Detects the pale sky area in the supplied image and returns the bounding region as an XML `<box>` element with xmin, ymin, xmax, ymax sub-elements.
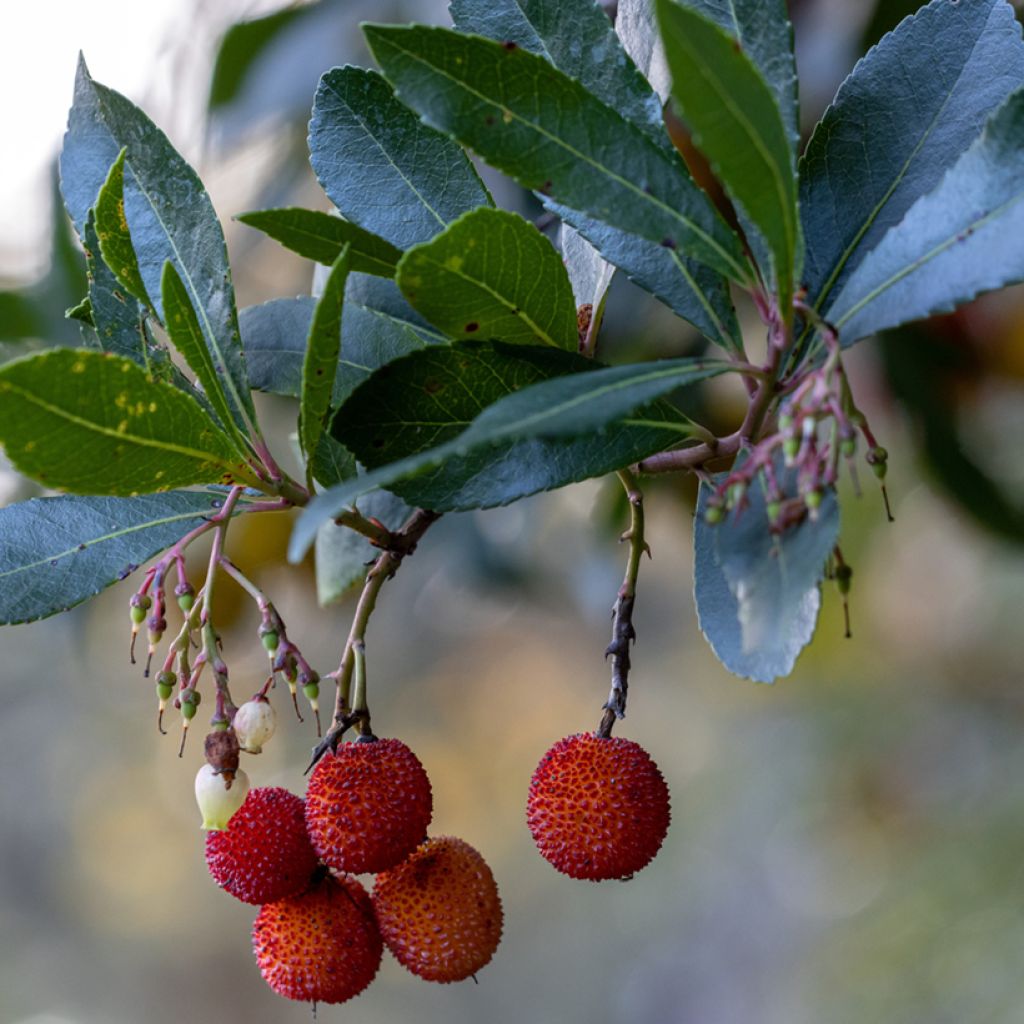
<box><xmin>0</xmin><ymin>0</ymin><xmax>274</xmax><ymax>283</ymax></box>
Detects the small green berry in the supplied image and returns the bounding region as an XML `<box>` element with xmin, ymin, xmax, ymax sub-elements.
<box><xmin>783</xmin><ymin>436</ymin><xmax>800</xmax><ymax>460</ymax></box>
<box><xmin>866</xmin><ymin>445</ymin><xmax>889</xmax><ymax>480</ymax></box>
<box><xmin>835</xmin><ymin>564</ymin><xmax>853</xmax><ymax>595</ymax></box>
<box><xmin>840</xmin><ymin>436</ymin><xmax>857</xmax><ymax>458</ymax></box>
<box><xmin>766</xmin><ymin>500</ymin><xmax>782</xmax><ymax>522</ymax></box>
<box><xmin>704</xmin><ymin>503</ymin><xmax>724</xmax><ymax>526</ymax></box>
<box><xmin>260</xmin><ymin>629</ymin><xmax>280</xmax><ymax>653</ymax></box>
<box><xmin>805</xmin><ymin>489</ymin><xmax>823</xmax><ymax>510</ymax></box>
<box><xmin>303</xmin><ymin>682</ymin><xmax>320</xmax><ymax>701</ymax></box>
<box><xmin>130</xmin><ymin>604</ymin><xmax>147</xmax><ymax>625</ymax></box>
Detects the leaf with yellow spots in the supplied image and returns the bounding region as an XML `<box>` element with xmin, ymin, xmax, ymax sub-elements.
<box><xmin>395</xmin><ymin>208</ymin><xmax>577</xmax><ymax>349</ymax></box>
<box><xmin>0</xmin><ymin>349</ymin><xmax>261</xmax><ymax>495</ymax></box>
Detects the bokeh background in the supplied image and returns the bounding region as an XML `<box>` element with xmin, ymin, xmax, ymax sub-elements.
<box><xmin>2</xmin><ymin>1</ymin><xmax>1024</xmax><ymax>1022</ymax></box>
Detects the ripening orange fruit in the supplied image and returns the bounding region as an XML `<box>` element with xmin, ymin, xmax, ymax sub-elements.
<box><xmin>304</xmin><ymin>737</ymin><xmax>432</xmax><ymax>874</ymax></box>
<box><xmin>527</xmin><ymin>732</ymin><xmax>670</xmax><ymax>880</ymax></box>
<box><xmin>252</xmin><ymin>873</ymin><xmax>382</xmax><ymax>1005</ymax></box>
<box><xmin>372</xmin><ymin>836</ymin><xmax>503</xmax><ymax>983</ymax></box>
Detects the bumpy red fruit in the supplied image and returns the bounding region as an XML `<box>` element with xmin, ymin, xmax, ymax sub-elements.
<box><xmin>373</xmin><ymin>836</ymin><xmax>503</xmax><ymax>983</ymax></box>
<box><xmin>252</xmin><ymin>873</ymin><xmax>382</xmax><ymax>1004</ymax></box>
<box><xmin>527</xmin><ymin>732</ymin><xmax>670</xmax><ymax>880</ymax></box>
<box><xmin>305</xmin><ymin>737</ymin><xmax>432</xmax><ymax>874</ymax></box>
<box><xmin>205</xmin><ymin>786</ymin><xmax>319</xmax><ymax>905</ymax></box>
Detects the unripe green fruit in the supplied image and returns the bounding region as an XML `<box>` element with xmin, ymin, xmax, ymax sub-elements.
<box><xmin>182</xmin><ymin>702</ymin><xmax>197</xmax><ymax>721</ymax></box>
<box><xmin>704</xmin><ymin>504</ymin><xmax>724</xmax><ymax>526</ymax></box>
<box><xmin>727</xmin><ymin>482</ymin><xmax>746</xmax><ymax>506</ymax></box>
<box><xmin>766</xmin><ymin>500</ymin><xmax>782</xmax><ymax>522</ymax></box>
<box><xmin>835</xmin><ymin>564</ymin><xmax>853</xmax><ymax>595</ymax></box>
<box><xmin>156</xmin><ymin>680</ymin><xmax>174</xmax><ymax>702</ymax></box>
<box><xmin>840</xmin><ymin>436</ymin><xmax>857</xmax><ymax>458</ymax></box>
<box><xmin>260</xmin><ymin>630</ymin><xmax>280</xmax><ymax>653</ymax></box>
<box><xmin>783</xmin><ymin>437</ymin><xmax>800</xmax><ymax>459</ymax></box>
<box><xmin>867</xmin><ymin>446</ymin><xmax>889</xmax><ymax>479</ymax></box>
<box><xmin>805</xmin><ymin>489</ymin><xmax>823</xmax><ymax>510</ymax></box>
<box><xmin>130</xmin><ymin>604</ymin><xmax>147</xmax><ymax>625</ymax></box>
<box><xmin>177</xmin><ymin>593</ymin><xmax>194</xmax><ymax>612</ymax></box>
<box><xmin>303</xmin><ymin>682</ymin><xmax>320</xmax><ymax>701</ymax></box>
<box><xmin>778</xmin><ymin>413</ymin><xmax>794</xmax><ymax>431</ymax></box>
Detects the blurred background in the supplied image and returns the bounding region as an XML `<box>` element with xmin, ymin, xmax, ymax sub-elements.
<box><xmin>2</xmin><ymin>1</ymin><xmax>1024</xmax><ymax>1022</ymax></box>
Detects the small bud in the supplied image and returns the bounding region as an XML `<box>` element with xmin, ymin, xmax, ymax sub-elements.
<box><xmin>866</xmin><ymin>445</ymin><xmax>888</xmax><ymax>479</ymax></box>
<box><xmin>155</xmin><ymin>670</ymin><xmax>175</xmax><ymax>703</ymax></box>
<box><xmin>194</xmin><ymin>763</ymin><xmax>250</xmax><ymax>831</ymax></box>
<box><xmin>805</xmin><ymin>488</ymin><xmax>823</xmax><ymax>511</ymax></box>
<box><xmin>778</xmin><ymin>413</ymin><xmax>794</xmax><ymax>432</ymax></box>
<box><xmin>180</xmin><ymin>687</ymin><xmax>201</xmax><ymax>720</ymax></box>
<box><xmin>783</xmin><ymin>436</ymin><xmax>800</xmax><ymax>462</ymax></box>
<box><xmin>840</xmin><ymin>435</ymin><xmax>857</xmax><ymax>459</ymax></box>
<box><xmin>704</xmin><ymin>503</ymin><xmax>725</xmax><ymax>526</ymax></box>
<box><xmin>835</xmin><ymin>563</ymin><xmax>853</xmax><ymax>595</ymax></box>
<box><xmin>766</xmin><ymin>500</ymin><xmax>782</xmax><ymax>523</ymax></box>
<box><xmin>726</xmin><ymin>482</ymin><xmax>746</xmax><ymax>507</ymax></box>
<box><xmin>175</xmin><ymin>582</ymin><xmax>195</xmax><ymax>613</ymax></box>
<box><xmin>233</xmin><ymin>697</ymin><xmax>277</xmax><ymax>754</ymax></box>
<box><xmin>303</xmin><ymin>681</ymin><xmax>320</xmax><ymax>702</ymax></box>
<box><xmin>260</xmin><ymin>629</ymin><xmax>280</xmax><ymax>653</ymax></box>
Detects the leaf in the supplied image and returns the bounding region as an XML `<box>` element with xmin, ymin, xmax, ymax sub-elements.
<box><xmin>82</xmin><ymin>211</ymin><xmax>149</xmax><ymax>364</ymax></box>
<box><xmin>236</xmin><ymin>208</ymin><xmax>401</xmax><ymax>277</ymax></box>
<box><xmin>677</xmin><ymin>0</ymin><xmax>799</xmax><ymax>150</ymax></box>
<box><xmin>554</xmin><ymin>204</ymin><xmax>741</xmax><ymax>350</ymax></box>
<box><xmin>311</xmin><ymin>433</ymin><xmax>356</xmax><ymax>489</ymax></box>
<box><xmin>315</xmin><ymin>489</ymin><xmax>411</xmax><ymax>604</ymax></box>
<box><xmin>363</xmin><ymin>25</ymin><xmax>748</xmax><ymax>282</ymax></box>
<box><xmin>799</xmin><ymin>0</ymin><xmax>1024</xmax><ymax>315</ymax></box>
<box><xmin>93</xmin><ymin>149</ymin><xmax>154</xmax><ymax>314</ymax></box>
<box><xmin>449</xmin><ymin>0</ymin><xmax>669</xmax><ymax>146</ymax></box>
<box><xmin>161</xmin><ymin>262</ymin><xmax>250</xmax><ymax>452</ymax></box>
<box><xmin>828</xmin><ymin>88</ymin><xmax>1024</xmax><ymax>344</ymax></box>
<box><xmin>656</xmin><ymin>0</ymin><xmax>801</xmax><ymax>303</ymax></box>
<box><xmin>289</xmin><ymin>344</ymin><xmax>725</xmax><ymax>558</ymax></box>
<box><xmin>0</xmin><ymin>491</ymin><xmax>228</xmax><ymax>625</ymax></box>
<box><xmin>693</xmin><ymin>465</ymin><xmax>839</xmax><ymax>683</ymax></box>
<box><xmin>241</xmin><ymin>277</ymin><xmax>441</xmax><ymax>404</ymax></box>
<box><xmin>309</xmin><ymin>65</ymin><xmax>492</xmax><ymax>250</ymax></box>
<box><xmin>0</xmin><ymin>349</ymin><xmax>256</xmax><ymax>495</ymax></box>
<box><xmin>561</xmin><ymin>223</ymin><xmax>615</xmax><ymax>321</ymax></box>
<box><xmin>300</xmin><ymin>246</ymin><xmax>351</xmax><ymax>461</ymax></box>
<box><xmin>60</xmin><ymin>57</ymin><xmax>257</xmax><ymax>437</ymax></box>
<box><xmin>397</xmin><ymin>208</ymin><xmax>578</xmax><ymax>349</ymax></box>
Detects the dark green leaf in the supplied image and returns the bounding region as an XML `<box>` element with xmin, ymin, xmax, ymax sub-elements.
<box><xmin>241</xmin><ymin>277</ymin><xmax>441</xmax><ymax>404</ymax></box>
<box><xmin>315</xmin><ymin>489</ymin><xmax>411</xmax><ymax>604</ymax></box>
<box><xmin>694</xmin><ymin>465</ymin><xmax>839</xmax><ymax>682</ymax></box>
<box><xmin>309</xmin><ymin>65</ymin><xmax>492</xmax><ymax>250</ymax></box>
<box><xmin>93</xmin><ymin>150</ymin><xmax>154</xmax><ymax>313</ymax></box>
<box><xmin>678</xmin><ymin>0</ymin><xmax>798</xmax><ymax>150</ymax></box>
<box><xmin>449</xmin><ymin>0</ymin><xmax>669</xmax><ymax>147</ymax></box>
<box><xmin>311</xmin><ymin>433</ymin><xmax>356</xmax><ymax>489</ymax></box>
<box><xmin>363</xmin><ymin>25</ymin><xmax>748</xmax><ymax>282</ymax></box>
<box><xmin>61</xmin><ymin>57</ymin><xmax>257</xmax><ymax>436</ymax></box>
<box><xmin>799</xmin><ymin>0</ymin><xmax>1024</xmax><ymax>314</ymax></box>
<box><xmin>0</xmin><ymin>349</ymin><xmax>256</xmax><ymax>495</ymax></box>
<box><xmin>829</xmin><ymin>88</ymin><xmax>1024</xmax><ymax>343</ymax></box>
<box><xmin>657</xmin><ymin>0</ymin><xmax>801</xmax><ymax>303</ymax></box>
<box><xmin>236</xmin><ymin>207</ymin><xmax>401</xmax><ymax>277</ymax></box>
<box><xmin>290</xmin><ymin>344</ymin><xmax>721</xmax><ymax>558</ymax></box>
<box><xmin>300</xmin><ymin>246</ymin><xmax>351</xmax><ymax>461</ymax></box>
<box><xmin>161</xmin><ymin>262</ymin><xmax>250</xmax><ymax>453</ymax></box>
<box><xmin>82</xmin><ymin>211</ymin><xmax>148</xmax><ymax>365</ymax></box>
<box><xmin>397</xmin><ymin>208</ymin><xmax>577</xmax><ymax>348</ymax></box>
<box><xmin>555</xmin><ymin>204</ymin><xmax>741</xmax><ymax>350</ymax></box>
<box><xmin>0</xmin><ymin>491</ymin><xmax>227</xmax><ymax>624</ymax></box>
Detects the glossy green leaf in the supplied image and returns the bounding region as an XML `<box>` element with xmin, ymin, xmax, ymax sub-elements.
<box><xmin>449</xmin><ymin>0</ymin><xmax>669</xmax><ymax>147</ymax></box>
<box><xmin>300</xmin><ymin>246</ymin><xmax>351</xmax><ymax>461</ymax></box>
<box><xmin>241</xmin><ymin>277</ymin><xmax>441</xmax><ymax>405</ymax></box>
<box><xmin>0</xmin><ymin>491</ymin><xmax>227</xmax><ymax>624</ymax></box>
<box><xmin>657</xmin><ymin>0</ymin><xmax>801</xmax><ymax>303</ymax></box>
<box><xmin>555</xmin><ymin>204</ymin><xmax>741</xmax><ymax>350</ymax></box>
<box><xmin>161</xmin><ymin>262</ymin><xmax>250</xmax><ymax>452</ymax></box>
<box><xmin>800</xmin><ymin>0</ymin><xmax>1024</xmax><ymax>315</ymax></box>
<box><xmin>364</xmin><ymin>25</ymin><xmax>748</xmax><ymax>282</ymax></box>
<box><xmin>397</xmin><ymin>208</ymin><xmax>577</xmax><ymax>349</ymax></box>
<box><xmin>309</xmin><ymin>66</ymin><xmax>492</xmax><ymax>250</ymax></box>
<box><xmin>829</xmin><ymin>88</ymin><xmax>1024</xmax><ymax>344</ymax></box>
<box><xmin>236</xmin><ymin>207</ymin><xmax>401</xmax><ymax>277</ymax></box>
<box><xmin>93</xmin><ymin>149</ymin><xmax>154</xmax><ymax>314</ymax></box>
<box><xmin>61</xmin><ymin>57</ymin><xmax>257</xmax><ymax>437</ymax></box>
<box><xmin>0</xmin><ymin>349</ymin><xmax>255</xmax><ymax>495</ymax></box>
<box><xmin>694</xmin><ymin>464</ymin><xmax>839</xmax><ymax>683</ymax></box>
<box><xmin>315</xmin><ymin>489</ymin><xmax>411</xmax><ymax>605</ymax></box>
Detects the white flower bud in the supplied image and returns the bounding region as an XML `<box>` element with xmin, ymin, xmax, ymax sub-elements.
<box><xmin>194</xmin><ymin>763</ymin><xmax>249</xmax><ymax>830</ymax></box>
<box><xmin>233</xmin><ymin>697</ymin><xmax>277</xmax><ymax>754</ymax></box>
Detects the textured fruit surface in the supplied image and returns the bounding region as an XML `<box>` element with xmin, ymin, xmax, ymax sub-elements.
<box><xmin>373</xmin><ymin>836</ymin><xmax>503</xmax><ymax>983</ymax></box>
<box><xmin>252</xmin><ymin>874</ymin><xmax>382</xmax><ymax>1004</ymax></box>
<box><xmin>305</xmin><ymin>738</ymin><xmax>432</xmax><ymax>874</ymax></box>
<box><xmin>527</xmin><ymin>732</ymin><xmax>670</xmax><ymax>880</ymax></box>
<box><xmin>205</xmin><ymin>787</ymin><xmax>319</xmax><ymax>905</ymax></box>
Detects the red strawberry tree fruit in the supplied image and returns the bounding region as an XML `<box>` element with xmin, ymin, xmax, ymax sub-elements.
<box><xmin>3</xmin><ymin>0</ymin><xmax>1024</xmax><ymax>1008</ymax></box>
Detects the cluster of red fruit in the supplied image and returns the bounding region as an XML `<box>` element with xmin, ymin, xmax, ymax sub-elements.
<box><xmin>203</xmin><ymin>736</ymin><xmax>502</xmax><ymax>1004</ymax></box>
<box><xmin>200</xmin><ymin>728</ymin><xmax>670</xmax><ymax>1006</ymax></box>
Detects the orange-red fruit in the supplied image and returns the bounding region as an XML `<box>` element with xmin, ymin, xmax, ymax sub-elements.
<box><xmin>373</xmin><ymin>836</ymin><xmax>503</xmax><ymax>983</ymax></box>
<box><xmin>252</xmin><ymin>873</ymin><xmax>382</xmax><ymax>1005</ymax></box>
<box><xmin>305</xmin><ymin>737</ymin><xmax>432</xmax><ymax>874</ymax></box>
<box><xmin>205</xmin><ymin>786</ymin><xmax>319</xmax><ymax>905</ymax></box>
<box><xmin>527</xmin><ymin>732</ymin><xmax>670</xmax><ymax>881</ymax></box>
